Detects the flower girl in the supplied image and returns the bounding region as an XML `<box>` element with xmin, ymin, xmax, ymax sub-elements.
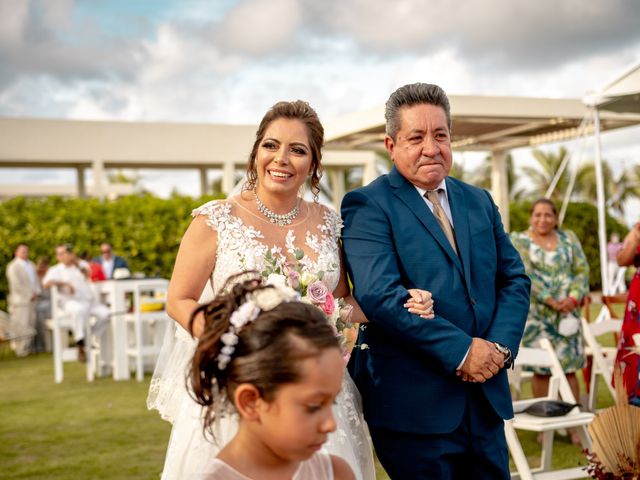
<box><xmin>189</xmin><ymin>277</ymin><xmax>355</xmax><ymax>480</ymax></box>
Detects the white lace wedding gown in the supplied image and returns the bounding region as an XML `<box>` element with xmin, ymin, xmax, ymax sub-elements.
<box><xmin>148</xmin><ymin>197</ymin><xmax>375</xmax><ymax>480</ymax></box>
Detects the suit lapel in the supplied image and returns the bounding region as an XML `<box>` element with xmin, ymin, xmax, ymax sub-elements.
<box><xmin>446</xmin><ymin>177</ymin><xmax>472</xmax><ymax>291</ymax></box>
<box><xmin>389</xmin><ymin>168</ymin><xmax>464</xmax><ymax>275</ymax></box>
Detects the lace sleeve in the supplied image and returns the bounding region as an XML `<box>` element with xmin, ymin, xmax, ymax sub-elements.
<box><xmin>320</xmin><ymin>205</ymin><xmax>343</xmax><ymax>240</ymax></box>
<box><xmin>192</xmin><ymin>200</ymin><xmax>230</xmax><ymax>232</ymax></box>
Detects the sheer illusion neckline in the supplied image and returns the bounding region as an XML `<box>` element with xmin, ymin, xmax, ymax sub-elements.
<box><xmin>198</xmin><ymin>196</ymin><xmax>342</xmax><ymax>280</ymax></box>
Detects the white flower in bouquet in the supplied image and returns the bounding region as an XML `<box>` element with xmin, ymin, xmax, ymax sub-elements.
<box><xmin>265</xmin><ymin>273</ymin><xmax>287</xmax><ymax>289</ymax></box>
<box><xmin>299</xmin><ymin>271</ymin><xmax>318</xmax><ymax>288</ymax></box>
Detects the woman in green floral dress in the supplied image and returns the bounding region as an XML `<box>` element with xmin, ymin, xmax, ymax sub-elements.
<box><xmin>510</xmin><ymin>198</ymin><xmax>589</xmax><ymax>409</ymax></box>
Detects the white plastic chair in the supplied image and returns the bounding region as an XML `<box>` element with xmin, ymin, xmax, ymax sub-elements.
<box><xmin>581</xmin><ymin>317</ymin><xmax>622</xmax><ymax>411</ymax></box>
<box><xmin>505</xmin><ymin>338</ymin><xmax>595</xmax><ymax>480</ymax></box>
<box><xmin>122</xmin><ymin>281</ymin><xmax>170</xmax><ymax>382</ymax></box>
<box><xmin>48</xmin><ymin>287</ymin><xmax>104</xmax><ymax>383</ymax></box>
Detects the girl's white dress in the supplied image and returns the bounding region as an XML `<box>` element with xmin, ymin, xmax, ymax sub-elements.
<box><xmin>147</xmin><ymin>197</ymin><xmax>375</xmax><ymax>480</ymax></box>
<box><xmin>196</xmin><ymin>453</ymin><xmax>334</xmax><ymax>480</ymax></box>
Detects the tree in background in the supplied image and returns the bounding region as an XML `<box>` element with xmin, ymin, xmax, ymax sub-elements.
<box><xmin>520</xmin><ymin>147</ymin><xmax>570</xmax><ymax>201</ymax></box>
<box><xmin>466</xmin><ymin>153</ymin><xmax>526</xmax><ymax>201</ymax></box>
<box><xmin>570</xmin><ymin>160</ymin><xmax>640</xmax><ymax>218</ymax></box>
<box><xmin>0</xmin><ymin>194</ymin><xmax>221</xmax><ymax>312</ymax></box>
<box><xmin>517</xmin><ymin>146</ymin><xmax>639</xmax><ymax>222</ymax></box>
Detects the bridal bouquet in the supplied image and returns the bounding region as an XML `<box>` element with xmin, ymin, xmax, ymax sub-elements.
<box><xmin>261</xmin><ymin>248</ymin><xmax>355</xmax><ymax>355</ymax></box>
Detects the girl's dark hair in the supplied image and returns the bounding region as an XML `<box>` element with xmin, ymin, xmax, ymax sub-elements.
<box><xmin>243</xmin><ymin>100</ymin><xmax>324</xmax><ymax>200</ymax></box>
<box><xmin>189</xmin><ymin>275</ymin><xmax>339</xmax><ymax>437</ymax></box>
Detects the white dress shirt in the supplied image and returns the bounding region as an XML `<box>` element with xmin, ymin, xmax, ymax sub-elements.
<box><xmin>414</xmin><ymin>180</ymin><xmax>454</xmax><ymax>227</ymax></box>
<box><xmin>101</xmin><ymin>257</ymin><xmax>115</xmax><ymax>279</ymax></box>
<box><xmin>414</xmin><ymin>180</ymin><xmax>469</xmax><ymax>370</ymax></box>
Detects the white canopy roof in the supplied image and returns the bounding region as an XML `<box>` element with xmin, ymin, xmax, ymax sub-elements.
<box><xmin>585</xmin><ymin>63</ymin><xmax>640</xmax><ymax>114</ymax></box>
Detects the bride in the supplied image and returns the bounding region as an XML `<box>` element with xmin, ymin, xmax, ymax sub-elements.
<box><xmin>147</xmin><ymin>100</ymin><xmax>434</xmax><ymax>479</ymax></box>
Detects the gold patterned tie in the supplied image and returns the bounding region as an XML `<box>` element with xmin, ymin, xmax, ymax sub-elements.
<box><xmin>425</xmin><ymin>189</ymin><xmax>458</xmax><ymax>254</ymax></box>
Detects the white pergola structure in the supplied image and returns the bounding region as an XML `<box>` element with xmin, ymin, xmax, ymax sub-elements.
<box><xmin>1</xmin><ymin>94</ymin><xmax>639</xmax><ymax>219</ymax></box>
<box><xmin>325</xmin><ymin>94</ymin><xmax>640</xmax><ymax>230</ymax></box>
<box><xmin>0</xmin><ymin>117</ymin><xmax>378</xmax><ymax>211</ymax></box>
<box><xmin>584</xmin><ymin>63</ymin><xmax>640</xmax><ymax>294</ymax></box>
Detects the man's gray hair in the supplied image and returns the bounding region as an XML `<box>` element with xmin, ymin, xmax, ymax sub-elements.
<box><xmin>385</xmin><ymin>83</ymin><xmax>451</xmax><ymax>140</ymax></box>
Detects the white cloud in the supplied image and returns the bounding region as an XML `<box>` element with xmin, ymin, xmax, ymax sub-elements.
<box><xmin>216</xmin><ymin>0</ymin><xmax>302</xmax><ymax>55</ymax></box>
<box><xmin>0</xmin><ymin>0</ymin><xmax>29</xmax><ymax>45</ymax></box>
<box><xmin>304</xmin><ymin>0</ymin><xmax>640</xmax><ymax>69</ymax></box>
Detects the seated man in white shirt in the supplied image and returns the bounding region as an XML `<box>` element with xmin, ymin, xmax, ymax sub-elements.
<box><xmin>43</xmin><ymin>244</ymin><xmax>110</xmax><ymax>361</ymax></box>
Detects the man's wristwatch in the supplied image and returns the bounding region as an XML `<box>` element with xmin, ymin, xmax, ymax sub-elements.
<box><xmin>494</xmin><ymin>342</ymin><xmax>513</xmax><ymax>369</ymax></box>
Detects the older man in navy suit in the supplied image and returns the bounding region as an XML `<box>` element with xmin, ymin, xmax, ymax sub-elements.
<box><xmin>93</xmin><ymin>242</ymin><xmax>129</xmax><ymax>279</ymax></box>
<box><xmin>341</xmin><ymin>83</ymin><xmax>530</xmax><ymax>479</ymax></box>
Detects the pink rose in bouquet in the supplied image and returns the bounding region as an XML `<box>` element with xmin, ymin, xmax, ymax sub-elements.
<box><xmin>283</xmin><ymin>262</ymin><xmax>300</xmax><ymax>289</ymax></box>
<box><xmin>307</xmin><ymin>280</ymin><xmax>328</xmax><ymax>304</ymax></box>
<box><xmin>308</xmin><ymin>281</ymin><xmax>336</xmax><ymax>316</ymax></box>
<box><xmin>287</xmin><ymin>270</ymin><xmax>300</xmax><ymax>290</ymax></box>
<box><xmin>320</xmin><ymin>291</ymin><xmax>335</xmax><ymax>316</ymax></box>
<box><xmin>338</xmin><ymin>303</ymin><xmax>354</xmax><ymax>327</ymax></box>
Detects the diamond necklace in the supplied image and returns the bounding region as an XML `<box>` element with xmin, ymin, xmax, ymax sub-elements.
<box><xmin>254</xmin><ymin>189</ymin><xmax>300</xmax><ymax>226</ymax></box>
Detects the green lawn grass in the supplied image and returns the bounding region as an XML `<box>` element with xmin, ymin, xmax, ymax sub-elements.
<box><xmin>0</xmin><ymin>353</ymin><xmax>171</xmax><ymax>479</ymax></box>
<box><xmin>1</xmin><ymin>304</ymin><xmax>616</xmax><ymax>480</ymax></box>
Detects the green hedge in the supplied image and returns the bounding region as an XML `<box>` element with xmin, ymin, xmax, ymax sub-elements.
<box><xmin>0</xmin><ymin>194</ymin><xmax>222</xmax><ymax>311</ymax></box>
<box><xmin>509</xmin><ymin>201</ymin><xmax>628</xmax><ymax>291</ymax></box>
<box><xmin>0</xmin><ymin>195</ymin><xmax>627</xmax><ymax>311</ymax></box>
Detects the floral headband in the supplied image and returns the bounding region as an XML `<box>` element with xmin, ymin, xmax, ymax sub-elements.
<box><xmin>216</xmin><ymin>283</ymin><xmax>300</xmax><ymax>370</ymax></box>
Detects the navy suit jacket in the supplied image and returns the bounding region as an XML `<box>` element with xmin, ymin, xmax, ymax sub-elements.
<box><xmin>341</xmin><ymin>167</ymin><xmax>530</xmax><ymax>435</ymax></box>
<box><xmin>92</xmin><ymin>255</ymin><xmax>129</xmax><ymax>278</ymax></box>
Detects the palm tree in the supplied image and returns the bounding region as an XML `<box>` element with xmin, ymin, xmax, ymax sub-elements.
<box><xmin>573</xmin><ymin>161</ymin><xmax>640</xmax><ymax>218</ymax></box>
<box><xmin>519</xmin><ymin>146</ymin><xmax>640</xmax><ymax>218</ymax></box>
<box><xmin>468</xmin><ymin>153</ymin><xmax>526</xmax><ymax>200</ymax></box>
<box><xmin>520</xmin><ymin>147</ymin><xmax>570</xmax><ymax>201</ymax></box>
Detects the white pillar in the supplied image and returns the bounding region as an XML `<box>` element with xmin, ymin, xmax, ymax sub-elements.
<box><xmin>92</xmin><ymin>159</ymin><xmax>104</xmax><ymax>200</ymax></box>
<box><xmin>222</xmin><ymin>161</ymin><xmax>236</xmax><ymax>195</ymax></box>
<box><xmin>329</xmin><ymin>168</ymin><xmax>345</xmax><ymax>212</ymax></box>
<box><xmin>199</xmin><ymin>167</ymin><xmax>208</xmax><ymax>196</ymax></box>
<box><xmin>593</xmin><ymin>108</ymin><xmax>609</xmax><ymax>294</ymax></box>
<box><xmin>362</xmin><ymin>158</ymin><xmax>378</xmax><ymax>186</ymax></box>
<box><xmin>490</xmin><ymin>149</ymin><xmax>510</xmax><ymax>232</ymax></box>
<box><xmin>76</xmin><ymin>166</ymin><xmax>86</xmax><ymax>198</ymax></box>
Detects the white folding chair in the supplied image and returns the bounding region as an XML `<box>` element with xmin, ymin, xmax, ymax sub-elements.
<box><xmin>601</xmin><ymin>293</ymin><xmax>628</xmax><ymax>320</ymax></box>
<box><xmin>609</xmin><ymin>266</ymin><xmax>627</xmax><ymax>295</ymax></box>
<box><xmin>47</xmin><ymin>287</ymin><xmax>104</xmax><ymax>383</ymax></box>
<box><xmin>122</xmin><ymin>281</ymin><xmax>171</xmax><ymax>382</ymax></box>
<box><xmin>506</xmin><ymin>338</ymin><xmax>595</xmax><ymax>480</ymax></box>
<box><xmin>508</xmin><ymin>364</ymin><xmax>533</xmax><ymax>401</ymax></box>
<box><xmin>581</xmin><ymin>317</ymin><xmax>622</xmax><ymax>411</ymax></box>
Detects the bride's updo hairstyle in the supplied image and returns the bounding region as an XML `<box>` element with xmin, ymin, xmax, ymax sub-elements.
<box><xmin>189</xmin><ymin>275</ymin><xmax>339</xmax><ymax>436</ymax></box>
<box><xmin>244</xmin><ymin>100</ymin><xmax>324</xmax><ymax>200</ymax></box>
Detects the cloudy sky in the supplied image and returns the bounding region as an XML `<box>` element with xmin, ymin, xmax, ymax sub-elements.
<box><xmin>1</xmin><ymin>0</ymin><xmax>639</xmax><ymax>221</ymax></box>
